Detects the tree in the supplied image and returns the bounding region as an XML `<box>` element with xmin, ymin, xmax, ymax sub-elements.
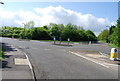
<box><xmin>98</xmin><ymin>29</ymin><xmax>109</xmax><ymax>42</ymax></box>
<box><xmin>110</xmin><ymin>27</ymin><xmax>119</xmax><ymax>46</ymax></box>
<box><xmin>110</xmin><ymin>18</ymin><xmax>120</xmax><ymax>47</ymax></box>
<box><xmin>23</xmin><ymin>21</ymin><xmax>35</xmax><ymax>30</ymax></box>
<box><xmin>50</xmin><ymin>23</ymin><xmax>61</xmax><ymax>39</ymax></box>
<box><xmin>31</xmin><ymin>28</ymin><xmax>39</xmax><ymax>40</ymax></box>
<box><xmin>76</xmin><ymin>29</ymin><xmax>87</xmax><ymax>41</ymax></box>
<box><xmin>98</xmin><ymin>18</ymin><xmax>120</xmax><ymax>46</ymax></box>
<box><xmin>1</xmin><ymin>22</ymin><xmax>99</xmax><ymax>43</ymax></box>
<box><xmin>62</xmin><ymin>23</ymin><xmax>79</xmax><ymax>41</ymax></box>
<box><xmin>85</xmin><ymin>30</ymin><xmax>97</xmax><ymax>41</ymax></box>
<box><xmin>31</xmin><ymin>27</ymin><xmax>51</xmax><ymax>40</ymax></box>
<box><xmin>43</xmin><ymin>25</ymin><xmax>48</xmax><ymax>30</ymax></box>
<box><xmin>23</xmin><ymin>21</ymin><xmax>35</xmax><ymax>38</ymax></box>
<box><xmin>109</xmin><ymin>26</ymin><xmax>116</xmax><ymax>35</ymax></box>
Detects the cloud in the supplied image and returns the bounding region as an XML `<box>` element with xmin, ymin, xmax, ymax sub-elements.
<box><xmin>0</xmin><ymin>6</ymin><xmax>117</xmax><ymax>35</ymax></box>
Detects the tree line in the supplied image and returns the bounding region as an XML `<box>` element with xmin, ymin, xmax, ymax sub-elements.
<box><xmin>0</xmin><ymin>23</ymin><xmax>97</xmax><ymax>42</ymax></box>
<box><xmin>98</xmin><ymin>18</ymin><xmax>120</xmax><ymax>47</ymax></box>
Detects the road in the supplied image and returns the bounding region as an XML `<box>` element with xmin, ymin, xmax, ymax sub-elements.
<box><xmin>1</xmin><ymin>37</ymin><xmax>119</xmax><ymax>80</ymax></box>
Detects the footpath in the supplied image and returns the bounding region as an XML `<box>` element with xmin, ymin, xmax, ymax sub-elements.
<box><xmin>0</xmin><ymin>43</ymin><xmax>34</xmax><ymax>81</ymax></box>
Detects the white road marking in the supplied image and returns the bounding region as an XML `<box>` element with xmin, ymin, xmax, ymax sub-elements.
<box><xmin>32</xmin><ymin>48</ymin><xmax>38</xmax><ymax>49</ymax></box>
<box><xmin>99</xmin><ymin>52</ymin><xmax>109</xmax><ymax>57</ymax></box>
<box><xmin>56</xmin><ymin>49</ymin><xmax>66</xmax><ymax>52</ymax></box>
<box><xmin>44</xmin><ymin>48</ymin><xmax>51</xmax><ymax>50</ymax></box>
<box><xmin>74</xmin><ymin>43</ymin><xmax>79</xmax><ymax>44</ymax></box>
<box><xmin>63</xmin><ymin>50</ymin><xmax>66</xmax><ymax>51</ymax></box>
<box><xmin>103</xmin><ymin>63</ymin><xmax>118</xmax><ymax>67</ymax></box>
<box><xmin>18</xmin><ymin>46</ymin><xmax>27</xmax><ymax>49</ymax></box>
<box><xmin>23</xmin><ymin>51</ymin><xmax>36</xmax><ymax>80</ymax></box>
<box><xmin>24</xmin><ymin>53</ymin><xmax>32</xmax><ymax>69</ymax></box>
<box><xmin>18</xmin><ymin>46</ymin><xmax>23</xmax><ymax>48</ymax></box>
<box><xmin>69</xmin><ymin>51</ymin><xmax>109</xmax><ymax>68</ymax></box>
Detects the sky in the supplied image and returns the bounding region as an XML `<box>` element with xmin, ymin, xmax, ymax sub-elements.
<box><xmin>0</xmin><ymin>2</ymin><xmax>118</xmax><ymax>35</ymax></box>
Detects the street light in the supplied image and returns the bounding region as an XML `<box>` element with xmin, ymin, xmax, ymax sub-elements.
<box><xmin>0</xmin><ymin>2</ymin><xmax>4</xmax><ymax>37</ymax></box>
<box><xmin>106</xmin><ymin>26</ymin><xmax>110</xmax><ymax>29</ymax></box>
<box><xmin>22</xmin><ymin>23</ymin><xmax>26</xmax><ymax>39</ymax></box>
<box><xmin>0</xmin><ymin>2</ymin><xmax>4</xmax><ymax>4</ymax></box>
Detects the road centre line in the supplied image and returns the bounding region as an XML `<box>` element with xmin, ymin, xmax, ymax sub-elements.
<box><xmin>69</xmin><ymin>51</ymin><xmax>109</xmax><ymax>68</ymax></box>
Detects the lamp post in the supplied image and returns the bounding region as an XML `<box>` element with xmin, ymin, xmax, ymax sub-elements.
<box><xmin>0</xmin><ymin>2</ymin><xmax>4</xmax><ymax>37</ymax></box>
<box><xmin>0</xmin><ymin>2</ymin><xmax>4</xmax><ymax>4</ymax></box>
<box><xmin>22</xmin><ymin>23</ymin><xmax>26</xmax><ymax>39</ymax></box>
<box><xmin>68</xmin><ymin>38</ymin><xmax>70</xmax><ymax>45</ymax></box>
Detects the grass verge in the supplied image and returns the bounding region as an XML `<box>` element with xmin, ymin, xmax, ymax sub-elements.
<box><xmin>0</xmin><ymin>45</ymin><xmax>4</xmax><ymax>60</ymax></box>
<box><xmin>109</xmin><ymin>43</ymin><xmax>120</xmax><ymax>49</ymax></box>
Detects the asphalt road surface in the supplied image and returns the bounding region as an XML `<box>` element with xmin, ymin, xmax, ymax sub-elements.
<box><xmin>1</xmin><ymin>37</ymin><xmax>119</xmax><ymax>80</ymax></box>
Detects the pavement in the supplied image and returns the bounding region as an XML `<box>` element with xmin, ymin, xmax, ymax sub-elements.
<box><xmin>0</xmin><ymin>43</ymin><xmax>34</xmax><ymax>81</ymax></box>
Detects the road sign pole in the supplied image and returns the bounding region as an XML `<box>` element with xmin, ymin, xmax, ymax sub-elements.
<box><xmin>54</xmin><ymin>37</ymin><xmax>56</xmax><ymax>44</ymax></box>
<box><xmin>68</xmin><ymin>38</ymin><xmax>70</xmax><ymax>45</ymax></box>
<box><xmin>59</xmin><ymin>37</ymin><xmax>61</xmax><ymax>44</ymax></box>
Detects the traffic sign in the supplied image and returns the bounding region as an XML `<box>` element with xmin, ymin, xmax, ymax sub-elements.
<box><xmin>68</xmin><ymin>38</ymin><xmax>70</xmax><ymax>41</ymax></box>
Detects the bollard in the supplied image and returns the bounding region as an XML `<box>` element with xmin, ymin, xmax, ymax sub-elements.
<box><xmin>110</xmin><ymin>48</ymin><xmax>118</xmax><ymax>61</ymax></box>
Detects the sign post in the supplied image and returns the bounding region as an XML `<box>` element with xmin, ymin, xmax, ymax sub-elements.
<box><xmin>53</xmin><ymin>37</ymin><xmax>56</xmax><ymax>44</ymax></box>
<box><xmin>68</xmin><ymin>38</ymin><xmax>70</xmax><ymax>45</ymax></box>
<box><xmin>59</xmin><ymin>37</ymin><xmax>61</xmax><ymax>44</ymax></box>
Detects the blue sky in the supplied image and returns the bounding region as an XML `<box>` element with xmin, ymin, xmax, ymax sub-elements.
<box><xmin>0</xmin><ymin>2</ymin><xmax>118</xmax><ymax>35</ymax></box>
<box><xmin>2</xmin><ymin>2</ymin><xmax>118</xmax><ymax>21</ymax></box>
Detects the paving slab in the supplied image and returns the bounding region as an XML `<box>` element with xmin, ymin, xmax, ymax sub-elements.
<box><xmin>14</xmin><ymin>58</ymin><xmax>29</xmax><ymax>65</ymax></box>
<box><xmin>2</xmin><ymin>71</ymin><xmax>32</xmax><ymax>79</ymax></box>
